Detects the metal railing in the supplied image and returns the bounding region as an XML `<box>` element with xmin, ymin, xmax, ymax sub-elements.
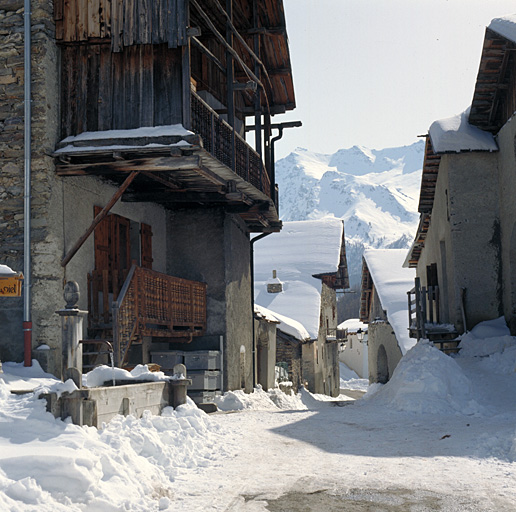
<box><xmin>191</xmin><ymin>91</ymin><xmax>271</xmax><ymax>199</ymax></box>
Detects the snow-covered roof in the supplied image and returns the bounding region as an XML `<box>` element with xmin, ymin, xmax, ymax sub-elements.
<box><xmin>363</xmin><ymin>249</ymin><xmax>416</xmax><ymax>355</ymax></box>
<box><xmin>338</xmin><ymin>318</ymin><xmax>368</xmax><ymax>334</ymax></box>
<box><xmin>428</xmin><ymin>108</ymin><xmax>498</xmax><ymax>153</ymax></box>
<box><xmin>60</xmin><ymin>124</ymin><xmax>194</xmax><ymax>144</ymax></box>
<box><xmin>254</xmin><ymin>218</ymin><xmax>344</xmax><ymax>339</ymax></box>
<box><xmin>488</xmin><ymin>14</ymin><xmax>516</xmax><ymax>44</ymax></box>
<box><xmin>254</xmin><ymin>304</ymin><xmax>310</xmax><ymax>341</ymax></box>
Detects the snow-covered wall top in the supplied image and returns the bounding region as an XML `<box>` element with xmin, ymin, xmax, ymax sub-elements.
<box><xmin>429</xmin><ymin>109</ymin><xmax>498</xmax><ymax>153</ymax></box>
<box><xmin>363</xmin><ymin>248</ymin><xmax>416</xmax><ymax>355</ymax></box>
<box><xmin>254</xmin><ymin>304</ymin><xmax>310</xmax><ymax>341</ymax></box>
<box><xmin>338</xmin><ymin>318</ymin><xmax>368</xmax><ymax>333</ymax></box>
<box><xmin>254</xmin><ymin>218</ymin><xmax>344</xmax><ymax>339</ymax></box>
<box><xmin>488</xmin><ymin>14</ymin><xmax>516</xmax><ymax>43</ymax></box>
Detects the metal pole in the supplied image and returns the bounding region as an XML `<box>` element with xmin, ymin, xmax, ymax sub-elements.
<box><xmin>23</xmin><ymin>0</ymin><xmax>32</xmax><ymax>366</ymax></box>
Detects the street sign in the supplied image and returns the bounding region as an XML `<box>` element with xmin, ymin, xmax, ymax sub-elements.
<box><xmin>0</xmin><ymin>273</ymin><xmax>23</xmax><ymax>297</ymax></box>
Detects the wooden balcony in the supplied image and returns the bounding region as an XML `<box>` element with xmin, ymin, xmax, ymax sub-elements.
<box><xmin>54</xmin><ymin>93</ymin><xmax>281</xmax><ymax>233</ymax></box>
<box><xmin>88</xmin><ymin>265</ymin><xmax>207</xmax><ymax>367</ymax></box>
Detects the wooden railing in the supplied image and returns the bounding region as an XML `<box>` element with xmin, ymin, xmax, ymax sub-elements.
<box><xmin>87</xmin><ymin>269</ymin><xmax>130</xmax><ymax>329</ymax></box>
<box><xmin>191</xmin><ymin>91</ymin><xmax>271</xmax><ymax>200</ymax></box>
<box><xmin>112</xmin><ymin>265</ymin><xmax>207</xmax><ymax>366</ymax></box>
<box><xmin>408</xmin><ymin>277</ymin><xmax>440</xmax><ymax>340</ymax></box>
<box><xmin>88</xmin><ymin>266</ymin><xmax>207</xmax><ymax>367</ymax></box>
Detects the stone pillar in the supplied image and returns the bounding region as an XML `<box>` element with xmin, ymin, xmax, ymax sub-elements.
<box><xmin>56</xmin><ymin>282</ymin><xmax>87</xmax><ymax>387</ymax></box>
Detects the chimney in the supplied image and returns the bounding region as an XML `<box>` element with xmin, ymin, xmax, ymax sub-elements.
<box><xmin>267</xmin><ymin>270</ymin><xmax>283</xmax><ymax>293</ymax></box>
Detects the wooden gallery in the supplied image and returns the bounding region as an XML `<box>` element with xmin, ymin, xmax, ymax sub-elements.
<box><xmin>0</xmin><ymin>0</ymin><xmax>297</xmax><ymax>397</ymax></box>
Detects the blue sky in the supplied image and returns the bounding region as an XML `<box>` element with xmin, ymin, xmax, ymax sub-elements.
<box><xmin>272</xmin><ymin>0</ymin><xmax>516</xmax><ymax>159</ymax></box>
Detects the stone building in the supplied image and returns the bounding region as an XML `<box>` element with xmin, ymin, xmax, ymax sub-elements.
<box><xmin>407</xmin><ymin>14</ymin><xmax>516</xmax><ymax>338</ymax></box>
<box><xmin>359</xmin><ymin>249</ymin><xmax>415</xmax><ymax>383</ymax></box>
<box><xmin>254</xmin><ymin>218</ymin><xmax>349</xmax><ymax>396</ymax></box>
<box><xmin>0</xmin><ymin>0</ymin><xmax>297</xmax><ymax>392</ymax></box>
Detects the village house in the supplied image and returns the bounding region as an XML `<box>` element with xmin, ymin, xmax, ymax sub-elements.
<box><xmin>359</xmin><ymin>249</ymin><xmax>415</xmax><ymax>383</ymax></box>
<box><xmin>254</xmin><ymin>303</ymin><xmax>309</xmax><ymax>392</ymax></box>
<box><xmin>0</xmin><ymin>0</ymin><xmax>297</xmax><ymax>394</ymax></box>
<box><xmin>337</xmin><ymin>318</ymin><xmax>368</xmax><ymax>379</ymax></box>
<box><xmin>407</xmin><ymin>14</ymin><xmax>516</xmax><ymax>341</ymax></box>
<box><xmin>254</xmin><ymin>218</ymin><xmax>349</xmax><ymax>396</ymax></box>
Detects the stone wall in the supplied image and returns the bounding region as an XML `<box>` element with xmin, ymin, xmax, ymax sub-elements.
<box><xmin>494</xmin><ymin>115</ymin><xmax>516</xmax><ymax>333</ymax></box>
<box><xmin>166</xmin><ymin>207</ymin><xmax>253</xmax><ymax>392</ymax></box>
<box><xmin>417</xmin><ymin>152</ymin><xmax>501</xmax><ymax>331</ymax></box>
<box><xmin>0</xmin><ymin>0</ymin><xmax>61</xmax><ymax>368</ymax></box>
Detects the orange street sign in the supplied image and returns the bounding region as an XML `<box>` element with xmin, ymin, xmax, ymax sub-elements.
<box><xmin>0</xmin><ymin>273</ymin><xmax>23</xmax><ymax>297</ymax></box>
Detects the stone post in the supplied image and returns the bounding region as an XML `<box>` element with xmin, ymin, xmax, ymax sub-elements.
<box><xmin>56</xmin><ymin>281</ymin><xmax>87</xmax><ymax>388</ymax></box>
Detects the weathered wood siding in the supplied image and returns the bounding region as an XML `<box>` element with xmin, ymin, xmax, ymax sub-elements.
<box><xmin>60</xmin><ymin>44</ymin><xmax>183</xmax><ymax>138</ymax></box>
<box><xmin>54</xmin><ymin>0</ymin><xmax>188</xmax><ymax>50</ymax></box>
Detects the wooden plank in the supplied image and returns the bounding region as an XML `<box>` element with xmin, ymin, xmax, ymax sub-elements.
<box><xmin>86</xmin><ymin>45</ymin><xmax>100</xmax><ymax>132</ymax></box>
<box><xmin>176</xmin><ymin>0</ymin><xmax>187</xmax><ymax>46</ymax></box>
<box><xmin>141</xmin><ymin>45</ymin><xmax>154</xmax><ymax>126</ymax></box>
<box><xmin>111</xmin><ymin>0</ymin><xmax>123</xmax><ymax>51</ymax></box>
<box><xmin>112</xmin><ymin>51</ymin><xmax>124</xmax><ymax>128</ymax></box>
<box><xmin>87</xmin><ymin>0</ymin><xmax>100</xmax><ymax>38</ymax></box>
<box><xmin>167</xmin><ymin>0</ymin><xmax>178</xmax><ymax>48</ymax></box>
<box><xmin>98</xmin><ymin>44</ymin><xmax>113</xmax><ymax>130</ymax></box>
<box><xmin>77</xmin><ymin>45</ymin><xmax>89</xmax><ymax>133</ymax></box>
<box><xmin>63</xmin><ymin>0</ymin><xmax>76</xmax><ymax>42</ymax></box>
<box><xmin>123</xmin><ymin>0</ymin><xmax>134</xmax><ymax>46</ymax></box>
<box><xmin>151</xmin><ymin>0</ymin><xmax>161</xmax><ymax>44</ymax></box>
<box><xmin>77</xmin><ymin>0</ymin><xmax>88</xmax><ymax>40</ymax></box>
<box><xmin>139</xmin><ymin>0</ymin><xmax>151</xmax><ymax>44</ymax></box>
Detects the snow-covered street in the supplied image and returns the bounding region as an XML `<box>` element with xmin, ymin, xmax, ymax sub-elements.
<box><xmin>1</xmin><ymin>322</ymin><xmax>516</xmax><ymax>511</ymax></box>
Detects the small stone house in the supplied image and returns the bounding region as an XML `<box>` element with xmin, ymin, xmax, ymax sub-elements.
<box><xmin>407</xmin><ymin>14</ymin><xmax>516</xmax><ymax>338</ymax></box>
<box><xmin>254</xmin><ymin>218</ymin><xmax>349</xmax><ymax>396</ymax></box>
<box><xmin>360</xmin><ymin>249</ymin><xmax>415</xmax><ymax>383</ymax></box>
<box><xmin>337</xmin><ymin>318</ymin><xmax>368</xmax><ymax>379</ymax></box>
<box><xmin>0</xmin><ymin>0</ymin><xmax>297</xmax><ymax>392</ymax></box>
<box><xmin>255</xmin><ymin>303</ymin><xmax>309</xmax><ymax>392</ymax></box>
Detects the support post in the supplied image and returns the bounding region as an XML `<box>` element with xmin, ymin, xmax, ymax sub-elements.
<box><xmin>56</xmin><ymin>282</ymin><xmax>87</xmax><ymax>387</ymax></box>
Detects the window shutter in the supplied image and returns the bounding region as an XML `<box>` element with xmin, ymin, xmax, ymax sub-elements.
<box><xmin>93</xmin><ymin>205</ymin><xmax>111</xmax><ymax>271</ymax></box>
<box><xmin>141</xmin><ymin>223</ymin><xmax>153</xmax><ymax>269</ymax></box>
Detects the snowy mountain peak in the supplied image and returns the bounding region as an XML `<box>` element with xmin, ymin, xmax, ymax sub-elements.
<box><xmin>276</xmin><ymin>140</ymin><xmax>424</xmax><ymax>283</ymax></box>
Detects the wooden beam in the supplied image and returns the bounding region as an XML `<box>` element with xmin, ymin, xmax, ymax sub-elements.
<box><xmin>61</xmin><ymin>171</ymin><xmax>139</xmax><ymax>267</ymax></box>
<box><xmin>56</xmin><ymin>156</ymin><xmax>202</xmax><ymax>175</ymax></box>
<box><xmin>191</xmin><ymin>36</ymin><xmax>226</xmax><ymax>74</ymax></box>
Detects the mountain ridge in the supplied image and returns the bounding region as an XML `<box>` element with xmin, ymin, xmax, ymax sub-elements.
<box><xmin>275</xmin><ymin>140</ymin><xmax>424</xmax><ymax>284</ymax></box>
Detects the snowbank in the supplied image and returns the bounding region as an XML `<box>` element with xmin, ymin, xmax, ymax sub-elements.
<box><xmin>83</xmin><ymin>364</ymin><xmax>171</xmax><ymax>388</ymax></box>
<box><xmin>215</xmin><ymin>386</ymin><xmax>308</xmax><ymax>411</ymax></box>
<box><xmin>362</xmin><ymin>341</ymin><xmax>483</xmax><ymax>415</ymax></box>
<box><xmin>0</xmin><ymin>368</ymin><xmax>228</xmax><ymax>511</ymax></box>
